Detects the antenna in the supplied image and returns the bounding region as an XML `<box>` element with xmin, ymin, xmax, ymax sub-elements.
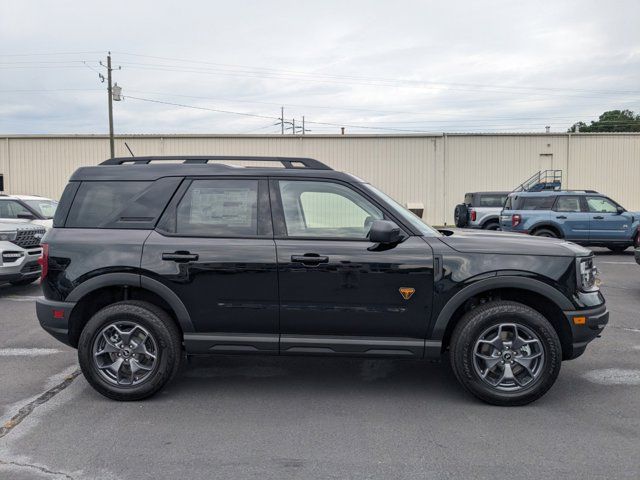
<box><xmin>124</xmin><ymin>142</ymin><xmax>135</xmax><ymax>157</ymax></box>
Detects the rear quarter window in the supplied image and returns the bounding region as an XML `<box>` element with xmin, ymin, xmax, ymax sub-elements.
<box><xmin>64</xmin><ymin>177</ymin><xmax>182</xmax><ymax>228</ymax></box>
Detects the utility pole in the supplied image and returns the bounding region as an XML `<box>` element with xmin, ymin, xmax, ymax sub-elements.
<box><xmin>99</xmin><ymin>52</ymin><xmax>121</xmax><ymax>158</ymax></box>
<box><xmin>281</xmin><ymin>106</ymin><xmax>284</xmax><ymax>135</ymax></box>
<box><xmin>292</xmin><ymin>118</ymin><xmax>295</xmax><ymax>135</ymax></box>
<box><xmin>107</xmin><ymin>53</ymin><xmax>115</xmax><ymax>158</ymax></box>
<box><xmin>302</xmin><ymin>116</ymin><xmax>305</xmax><ymax>135</ymax></box>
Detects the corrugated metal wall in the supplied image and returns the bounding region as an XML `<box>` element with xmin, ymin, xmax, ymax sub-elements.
<box><xmin>0</xmin><ymin>133</ymin><xmax>638</xmax><ymax>225</ymax></box>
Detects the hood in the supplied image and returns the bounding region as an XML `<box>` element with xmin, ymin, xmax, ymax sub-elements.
<box><xmin>438</xmin><ymin>229</ymin><xmax>591</xmax><ymax>257</ymax></box>
<box><xmin>0</xmin><ymin>219</ymin><xmax>46</xmax><ymax>230</ymax></box>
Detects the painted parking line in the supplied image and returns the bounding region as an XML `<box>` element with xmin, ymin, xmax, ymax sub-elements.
<box><xmin>0</xmin><ymin>348</ymin><xmax>61</xmax><ymax>357</ymax></box>
<box><xmin>582</xmin><ymin>368</ymin><xmax>640</xmax><ymax>386</ymax></box>
<box><xmin>1</xmin><ymin>295</ymin><xmax>43</xmax><ymax>302</ymax></box>
<box><xmin>597</xmin><ymin>261</ymin><xmax>637</xmax><ymax>265</ymax></box>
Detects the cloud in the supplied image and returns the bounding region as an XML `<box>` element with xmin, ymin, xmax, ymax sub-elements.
<box><xmin>1</xmin><ymin>0</ymin><xmax>639</xmax><ymax>134</ymax></box>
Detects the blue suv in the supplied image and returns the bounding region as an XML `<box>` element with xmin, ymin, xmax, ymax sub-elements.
<box><xmin>500</xmin><ymin>190</ymin><xmax>640</xmax><ymax>253</ymax></box>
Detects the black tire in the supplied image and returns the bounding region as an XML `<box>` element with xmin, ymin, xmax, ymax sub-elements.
<box><xmin>449</xmin><ymin>301</ymin><xmax>562</xmax><ymax>406</ymax></box>
<box><xmin>9</xmin><ymin>277</ymin><xmax>38</xmax><ymax>286</ymax></box>
<box><xmin>482</xmin><ymin>220</ymin><xmax>500</xmax><ymax>231</ymax></box>
<box><xmin>607</xmin><ymin>246</ymin><xmax>628</xmax><ymax>253</ymax></box>
<box><xmin>78</xmin><ymin>300</ymin><xmax>182</xmax><ymax>401</ymax></box>
<box><xmin>454</xmin><ymin>204</ymin><xmax>469</xmax><ymax>228</ymax></box>
<box><xmin>532</xmin><ymin>228</ymin><xmax>558</xmax><ymax>238</ymax></box>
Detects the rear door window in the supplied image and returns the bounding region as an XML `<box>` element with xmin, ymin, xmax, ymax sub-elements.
<box><xmin>554</xmin><ymin>196</ymin><xmax>582</xmax><ymax>212</ymax></box>
<box><xmin>516</xmin><ymin>196</ymin><xmax>556</xmax><ymax>210</ymax></box>
<box><xmin>175</xmin><ymin>179</ymin><xmax>259</xmax><ymax>237</ymax></box>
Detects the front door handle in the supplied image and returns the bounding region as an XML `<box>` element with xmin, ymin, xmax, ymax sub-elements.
<box><xmin>162</xmin><ymin>251</ymin><xmax>199</xmax><ymax>263</ymax></box>
<box><xmin>556</xmin><ymin>215</ymin><xmax>567</xmax><ymax>219</ymax></box>
<box><xmin>291</xmin><ymin>254</ymin><xmax>329</xmax><ymax>265</ymax></box>
<box><xmin>593</xmin><ymin>216</ymin><xmax>604</xmax><ymax>220</ymax></box>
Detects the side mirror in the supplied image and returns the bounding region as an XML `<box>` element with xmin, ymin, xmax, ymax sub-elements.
<box><xmin>17</xmin><ymin>213</ymin><xmax>36</xmax><ymax>220</ymax></box>
<box><xmin>367</xmin><ymin>220</ymin><xmax>402</xmax><ymax>244</ymax></box>
<box><xmin>616</xmin><ymin>206</ymin><xmax>626</xmax><ymax>215</ymax></box>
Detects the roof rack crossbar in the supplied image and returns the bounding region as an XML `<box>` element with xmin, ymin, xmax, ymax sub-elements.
<box><xmin>100</xmin><ymin>156</ymin><xmax>332</xmax><ymax>170</ymax></box>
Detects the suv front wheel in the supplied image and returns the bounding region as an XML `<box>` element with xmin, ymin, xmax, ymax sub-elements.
<box><xmin>450</xmin><ymin>301</ymin><xmax>561</xmax><ymax>406</ymax></box>
<box><xmin>78</xmin><ymin>301</ymin><xmax>182</xmax><ymax>401</ymax></box>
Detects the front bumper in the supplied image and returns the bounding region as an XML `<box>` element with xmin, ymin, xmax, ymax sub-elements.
<box><xmin>0</xmin><ymin>244</ymin><xmax>42</xmax><ymax>283</ymax></box>
<box><xmin>563</xmin><ymin>303</ymin><xmax>609</xmax><ymax>359</ymax></box>
<box><xmin>36</xmin><ymin>297</ymin><xmax>76</xmax><ymax>347</ymax></box>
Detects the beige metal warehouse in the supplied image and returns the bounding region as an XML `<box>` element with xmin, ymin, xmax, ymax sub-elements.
<box><xmin>1</xmin><ymin>133</ymin><xmax>638</xmax><ymax>226</ymax></box>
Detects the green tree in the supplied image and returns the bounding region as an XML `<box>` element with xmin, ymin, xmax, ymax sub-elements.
<box><xmin>568</xmin><ymin>109</ymin><xmax>640</xmax><ymax>132</ymax></box>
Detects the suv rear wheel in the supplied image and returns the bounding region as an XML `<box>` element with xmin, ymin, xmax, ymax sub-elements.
<box><xmin>450</xmin><ymin>301</ymin><xmax>561</xmax><ymax>406</ymax></box>
<box><xmin>78</xmin><ymin>301</ymin><xmax>182</xmax><ymax>401</ymax></box>
<box><xmin>482</xmin><ymin>220</ymin><xmax>500</xmax><ymax>231</ymax></box>
<box><xmin>532</xmin><ymin>228</ymin><xmax>558</xmax><ymax>238</ymax></box>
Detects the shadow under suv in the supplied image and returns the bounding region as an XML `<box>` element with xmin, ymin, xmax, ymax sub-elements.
<box><xmin>37</xmin><ymin>156</ymin><xmax>608</xmax><ymax>406</ymax></box>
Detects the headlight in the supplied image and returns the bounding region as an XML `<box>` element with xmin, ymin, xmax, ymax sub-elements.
<box><xmin>577</xmin><ymin>256</ymin><xmax>599</xmax><ymax>292</ymax></box>
<box><xmin>0</xmin><ymin>231</ymin><xmax>17</xmax><ymax>241</ymax></box>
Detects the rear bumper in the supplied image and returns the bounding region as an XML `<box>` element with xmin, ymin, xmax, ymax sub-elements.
<box><xmin>36</xmin><ymin>297</ymin><xmax>76</xmax><ymax>347</ymax></box>
<box><xmin>563</xmin><ymin>303</ymin><xmax>609</xmax><ymax>359</ymax></box>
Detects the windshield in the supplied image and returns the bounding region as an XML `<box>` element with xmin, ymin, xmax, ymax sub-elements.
<box><xmin>363</xmin><ymin>184</ymin><xmax>441</xmax><ymax>237</ymax></box>
<box><xmin>23</xmin><ymin>199</ymin><xmax>58</xmax><ymax>219</ymax></box>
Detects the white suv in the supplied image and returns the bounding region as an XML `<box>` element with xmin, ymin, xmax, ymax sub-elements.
<box><xmin>0</xmin><ymin>219</ymin><xmax>45</xmax><ymax>285</ymax></box>
<box><xmin>0</xmin><ymin>194</ymin><xmax>58</xmax><ymax>229</ymax></box>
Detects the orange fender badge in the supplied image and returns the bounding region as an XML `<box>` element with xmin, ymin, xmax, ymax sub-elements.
<box><xmin>399</xmin><ymin>287</ymin><xmax>415</xmax><ymax>300</ymax></box>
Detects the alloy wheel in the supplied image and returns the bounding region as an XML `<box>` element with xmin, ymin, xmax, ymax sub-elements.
<box><xmin>92</xmin><ymin>321</ymin><xmax>159</xmax><ymax>387</ymax></box>
<box><xmin>472</xmin><ymin>323</ymin><xmax>545</xmax><ymax>391</ymax></box>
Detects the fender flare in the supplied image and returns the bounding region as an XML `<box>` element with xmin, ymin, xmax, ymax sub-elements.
<box><xmin>479</xmin><ymin>215</ymin><xmax>499</xmax><ymax>228</ymax></box>
<box><xmin>528</xmin><ymin>221</ymin><xmax>564</xmax><ymax>237</ymax></box>
<box><xmin>66</xmin><ymin>272</ymin><xmax>194</xmax><ymax>333</ymax></box>
<box><xmin>430</xmin><ymin>275</ymin><xmax>574</xmax><ymax>341</ymax></box>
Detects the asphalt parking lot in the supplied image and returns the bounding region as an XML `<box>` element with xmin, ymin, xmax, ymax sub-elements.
<box><xmin>0</xmin><ymin>249</ymin><xmax>638</xmax><ymax>480</ymax></box>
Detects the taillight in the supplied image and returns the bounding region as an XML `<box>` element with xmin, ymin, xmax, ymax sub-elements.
<box><xmin>511</xmin><ymin>214</ymin><xmax>522</xmax><ymax>227</ymax></box>
<box><xmin>470</xmin><ymin>209</ymin><xmax>477</xmax><ymax>221</ymax></box>
<box><xmin>38</xmin><ymin>243</ymin><xmax>49</xmax><ymax>280</ymax></box>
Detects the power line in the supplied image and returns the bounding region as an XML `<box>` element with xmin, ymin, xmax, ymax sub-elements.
<box><xmin>112</xmin><ymin>51</ymin><xmax>639</xmax><ymax>97</ymax></box>
<box><xmin>125</xmin><ymin>95</ymin><xmax>280</xmax><ymax>121</ymax></box>
<box><xmin>0</xmin><ymin>51</ymin><xmax>105</xmax><ymax>57</ymax></box>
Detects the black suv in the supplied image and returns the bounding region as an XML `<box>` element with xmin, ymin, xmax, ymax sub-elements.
<box><xmin>37</xmin><ymin>156</ymin><xmax>608</xmax><ymax>405</ymax></box>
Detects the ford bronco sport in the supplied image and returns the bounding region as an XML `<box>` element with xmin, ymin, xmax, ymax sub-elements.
<box><xmin>454</xmin><ymin>191</ymin><xmax>509</xmax><ymax>230</ymax></box>
<box><xmin>37</xmin><ymin>156</ymin><xmax>608</xmax><ymax>405</ymax></box>
<box><xmin>500</xmin><ymin>190</ymin><xmax>640</xmax><ymax>252</ymax></box>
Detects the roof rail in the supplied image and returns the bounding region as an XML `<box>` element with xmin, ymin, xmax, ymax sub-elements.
<box><xmin>100</xmin><ymin>156</ymin><xmax>332</xmax><ymax>170</ymax></box>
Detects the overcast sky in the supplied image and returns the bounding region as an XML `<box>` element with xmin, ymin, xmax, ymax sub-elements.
<box><xmin>1</xmin><ymin>0</ymin><xmax>639</xmax><ymax>134</ymax></box>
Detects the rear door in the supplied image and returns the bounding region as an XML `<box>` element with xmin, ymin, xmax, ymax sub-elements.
<box><xmin>551</xmin><ymin>195</ymin><xmax>589</xmax><ymax>240</ymax></box>
<box><xmin>586</xmin><ymin>196</ymin><xmax>632</xmax><ymax>241</ymax></box>
<box><xmin>271</xmin><ymin>178</ymin><xmax>434</xmax><ymax>357</ymax></box>
<box><xmin>141</xmin><ymin>177</ymin><xmax>279</xmax><ymax>353</ymax></box>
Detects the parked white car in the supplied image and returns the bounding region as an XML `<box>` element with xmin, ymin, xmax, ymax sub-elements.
<box><xmin>0</xmin><ymin>219</ymin><xmax>45</xmax><ymax>285</ymax></box>
<box><xmin>0</xmin><ymin>194</ymin><xmax>58</xmax><ymax>229</ymax></box>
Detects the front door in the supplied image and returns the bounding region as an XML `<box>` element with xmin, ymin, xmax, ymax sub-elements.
<box><xmin>271</xmin><ymin>178</ymin><xmax>434</xmax><ymax>357</ymax></box>
<box><xmin>141</xmin><ymin>177</ymin><xmax>279</xmax><ymax>354</ymax></box>
<box><xmin>586</xmin><ymin>196</ymin><xmax>632</xmax><ymax>241</ymax></box>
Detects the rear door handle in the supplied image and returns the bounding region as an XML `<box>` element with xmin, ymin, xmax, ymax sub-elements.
<box><xmin>291</xmin><ymin>254</ymin><xmax>329</xmax><ymax>265</ymax></box>
<box><xmin>556</xmin><ymin>215</ymin><xmax>567</xmax><ymax>219</ymax></box>
<box><xmin>593</xmin><ymin>216</ymin><xmax>604</xmax><ymax>220</ymax></box>
<box><xmin>162</xmin><ymin>251</ymin><xmax>199</xmax><ymax>262</ymax></box>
